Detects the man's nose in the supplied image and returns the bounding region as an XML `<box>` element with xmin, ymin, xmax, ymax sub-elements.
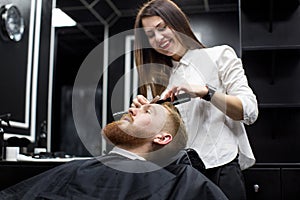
<box><xmin>128</xmin><ymin>107</ymin><xmax>138</xmax><ymax>116</ymax></box>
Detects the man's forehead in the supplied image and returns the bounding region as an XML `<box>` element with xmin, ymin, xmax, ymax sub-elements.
<box><xmin>152</xmin><ymin>104</ymin><xmax>170</xmax><ymax>117</ymax></box>
<box><xmin>149</xmin><ymin>104</ymin><xmax>167</xmax><ymax>114</ymax></box>
<box><xmin>139</xmin><ymin>104</ymin><xmax>168</xmax><ymax>120</ymax></box>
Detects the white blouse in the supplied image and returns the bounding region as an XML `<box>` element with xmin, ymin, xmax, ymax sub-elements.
<box><xmin>161</xmin><ymin>45</ymin><xmax>258</xmax><ymax>170</ymax></box>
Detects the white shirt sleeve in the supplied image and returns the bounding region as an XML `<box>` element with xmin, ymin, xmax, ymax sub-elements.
<box><xmin>216</xmin><ymin>45</ymin><xmax>259</xmax><ymax>125</ymax></box>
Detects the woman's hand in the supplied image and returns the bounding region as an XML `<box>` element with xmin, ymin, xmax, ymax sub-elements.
<box><xmin>162</xmin><ymin>84</ymin><xmax>244</xmax><ymax>120</ymax></box>
<box><xmin>131</xmin><ymin>95</ymin><xmax>149</xmax><ymax>108</ymax></box>
<box><xmin>162</xmin><ymin>84</ymin><xmax>208</xmax><ymax>100</ymax></box>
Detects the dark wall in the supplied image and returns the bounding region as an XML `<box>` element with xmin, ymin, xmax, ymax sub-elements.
<box><xmin>0</xmin><ymin>0</ymin><xmax>35</xmax><ymax>135</ymax></box>
<box><xmin>0</xmin><ymin>0</ymin><xmax>52</xmax><ymax>146</ymax></box>
<box><xmin>190</xmin><ymin>12</ymin><xmax>240</xmax><ymax>56</ymax></box>
<box><xmin>241</xmin><ymin>1</ymin><xmax>300</xmax><ymax>164</ymax></box>
<box><xmin>240</xmin><ymin>1</ymin><xmax>300</xmax><ymax>198</ymax></box>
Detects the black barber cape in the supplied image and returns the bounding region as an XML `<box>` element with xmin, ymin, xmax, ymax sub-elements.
<box><xmin>0</xmin><ymin>154</ymin><xmax>228</xmax><ymax>200</ymax></box>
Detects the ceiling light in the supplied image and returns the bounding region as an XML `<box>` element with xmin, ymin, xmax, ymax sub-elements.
<box><xmin>52</xmin><ymin>8</ymin><xmax>76</xmax><ymax>27</ymax></box>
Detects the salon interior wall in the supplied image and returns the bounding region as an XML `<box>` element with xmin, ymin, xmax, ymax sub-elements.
<box><xmin>0</xmin><ymin>0</ymin><xmax>52</xmax><ymax>149</ymax></box>
<box><xmin>190</xmin><ymin>12</ymin><xmax>240</xmax><ymax>56</ymax></box>
<box><xmin>240</xmin><ymin>0</ymin><xmax>300</xmax><ymax>164</ymax></box>
<box><xmin>52</xmin><ymin>17</ymin><xmax>136</xmax><ymax>156</ymax></box>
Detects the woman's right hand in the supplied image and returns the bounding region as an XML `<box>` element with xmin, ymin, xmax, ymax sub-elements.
<box><xmin>131</xmin><ymin>95</ymin><xmax>150</xmax><ymax>108</ymax></box>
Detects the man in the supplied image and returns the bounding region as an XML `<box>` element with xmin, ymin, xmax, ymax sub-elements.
<box><xmin>0</xmin><ymin>103</ymin><xmax>228</xmax><ymax>200</ymax></box>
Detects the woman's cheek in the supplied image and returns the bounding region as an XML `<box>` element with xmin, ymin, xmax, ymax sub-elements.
<box><xmin>149</xmin><ymin>39</ymin><xmax>157</xmax><ymax>49</ymax></box>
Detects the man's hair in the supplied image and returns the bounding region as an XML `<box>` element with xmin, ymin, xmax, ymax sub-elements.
<box><xmin>147</xmin><ymin>102</ymin><xmax>187</xmax><ymax>164</ymax></box>
<box><xmin>161</xmin><ymin>102</ymin><xmax>187</xmax><ymax>151</ymax></box>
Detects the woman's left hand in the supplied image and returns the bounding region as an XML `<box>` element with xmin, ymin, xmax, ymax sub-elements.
<box><xmin>162</xmin><ymin>84</ymin><xmax>209</xmax><ymax>100</ymax></box>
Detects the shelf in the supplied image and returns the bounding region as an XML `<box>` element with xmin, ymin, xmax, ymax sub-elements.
<box><xmin>253</xmin><ymin>163</ymin><xmax>300</xmax><ymax>168</ymax></box>
<box><xmin>241</xmin><ymin>0</ymin><xmax>300</xmax><ymax>49</ymax></box>
<box><xmin>259</xmin><ymin>103</ymin><xmax>300</xmax><ymax>108</ymax></box>
<box><xmin>241</xmin><ymin>0</ymin><xmax>299</xmax><ymax>22</ymax></box>
<box><xmin>243</xmin><ymin>45</ymin><xmax>300</xmax><ymax>51</ymax></box>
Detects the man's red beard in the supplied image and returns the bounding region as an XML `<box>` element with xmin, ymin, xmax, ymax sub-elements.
<box><xmin>102</xmin><ymin>121</ymin><xmax>148</xmax><ymax>148</ymax></box>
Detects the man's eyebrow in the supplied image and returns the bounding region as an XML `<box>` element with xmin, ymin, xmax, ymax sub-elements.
<box><xmin>147</xmin><ymin>104</ymin><xmax>157</xmax><ymax>115</ymax></box>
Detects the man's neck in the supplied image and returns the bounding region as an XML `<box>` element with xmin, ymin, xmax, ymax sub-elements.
<box><xmin>110</xmin><ymin>146</ymin><xmax>147</xmax><ymax>161</ymax></box>
<box><xmin>119</xmin><ymin>144</ymin><xmax>152</xmax><ymax>159</ymax></box>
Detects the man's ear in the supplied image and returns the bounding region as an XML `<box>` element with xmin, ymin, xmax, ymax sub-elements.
<box><xmin>153</xmin><ymin>132</ymin><xmax>173</xmax><ymax>145</ymax></box>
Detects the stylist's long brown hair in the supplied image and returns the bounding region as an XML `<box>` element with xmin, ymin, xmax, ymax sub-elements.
<box><xmin>134</xmin><ymin>0</ymin><xmax>205</xmax><ymax>97</ymax></box>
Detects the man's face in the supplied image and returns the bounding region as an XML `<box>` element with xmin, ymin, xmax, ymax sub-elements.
<box><xmin>103</xmin><ymin>104</ymin><xmax>167</xmax><ymax>147</ymax></box>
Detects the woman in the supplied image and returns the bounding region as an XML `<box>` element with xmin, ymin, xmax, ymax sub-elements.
<box><xmin>132</xmin><ymin>0</ymin><xmax>258</xmax><ymax>199</ymax></box>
